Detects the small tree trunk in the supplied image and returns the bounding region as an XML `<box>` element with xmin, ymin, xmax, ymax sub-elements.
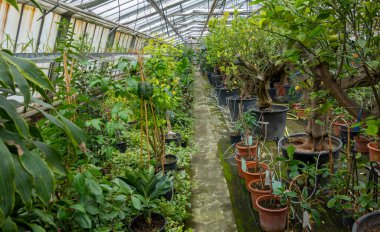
<box><xmin>258</xmin><ymin>78</ymin><xmax>272</xmax><ymax>109</ymax></box>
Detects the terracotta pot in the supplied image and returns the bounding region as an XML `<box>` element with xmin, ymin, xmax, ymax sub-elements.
<box><xmin>235</xmin><ymin>153</ymin><xmax>256</xmax><ymax>178</ymax></box>
<box><xmin>236</xmin><ymin>141</ymin><xmax>257</xmax><ymax>157</ymax></box>
<box><xmin>354</xmin><ymin>136</ymin><xmax>370</xmax><ymax>153</ymax></box>
<box><xmin>368</xmin><ymin>142</ymin><xmax>380</xmax><ymax>162</ymax></box>
<box><xmin>292</xmin><ymin>103</ymin><xmax>301</xmax><ymax>110</ymax></box>
<box><xmin>274</xmin><ymin>83</ymin><xmax>286</xmax><ymax>96</ymax></box>
<box><xmin>256</xmin><ymin>195</ymin><xmax>288</xmax><ymax>232</ymax></box>
<box><xmin>248</xmin><ymin>179</ymin><xmax>271</xmax><ymax>211</ymax></box>
<box><xmin>332</xmin><ymin>121</ymin><xmax>346</xmax><ymax>137</ymax></box>
<box><xmin>295</xmin><ymin>108</ymin><xmax>305</xmax><ymax>119</ymax></box>
<box><xmin>242</xmin><ymin>162</ymin><xmax>269</xmax><ymax>190</ymax></box>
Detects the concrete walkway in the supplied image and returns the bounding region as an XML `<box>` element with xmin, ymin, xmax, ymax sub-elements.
<box><xmin>187</xmin><ymin>72</ymin><xmax>237</xmax><ymax>231</ymax></box>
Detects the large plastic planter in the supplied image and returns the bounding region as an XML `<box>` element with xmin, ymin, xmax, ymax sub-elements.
<box><xmin>352</xmin><ymin>211</ymin><xmax>380</xmax><ymax>232</ymax></box>
<box><xmin>215</xmin><ymin>87</ymin><xmax>239</xmax><ymax>106</ymax></box>
<box><xmin>210</xmin><ymin>74</ymin><xmax>222</xmax><ymax>87</ymax></box>
<box><xmin>278</xmin><ymin>133</ymin><xmax>342</xmax><ymax>168</ymax></box>
<box><xmin>249</xmin><ymin>105</ymin><xmax>289</xmax><ymax>140</ymax></box>
<box><xmin>227</xmin><ymin>96</ymin><xmax>257</xmax><ymax>122</ymax></box>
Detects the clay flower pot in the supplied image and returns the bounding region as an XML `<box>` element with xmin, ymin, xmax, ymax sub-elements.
<box><xmin>354</xmin><ymin>136</ymin><xmax>370</xmax><ymax>153</ymax></box>
<box><xmin>295</xmin><ymin>108</ymin><xmax>305</xmax><ymax>119</ymax></box>
<box><xmin>235</xmin><ymin>153</ymin><xmax>256</xmax><ymax>178</ymax></box>
<box><xmin>236</xmin><ymin>141</ymin><xmax>257</xmax><ymax>157</ymax></box>
<box><xmin>368</xmin><ymin>142</ymin><xmax>380</xmax><ymax>162</ymax></box>
<box><xmin>256</xmin><ymin>195</ymin><xmax>288</xmax><ymax>232</ymax></box>
<box><xmin>242</xmin><ymin>162</ymin><xmax>269</xmax><ymax>190</ymax></box>
<box><xmin>292</xmin><ymin>103</ymin><xmax>302</xmax><ymax>110</ymax></box>
<box><xmin>248</xmin><ymin>179</ymin><xmax>271</xmax><ymax>211</ymax></box>
<box><xmin>274</xmin><ymin>83</ymin><xmax>286</xmax><ymax>96</ymax></box>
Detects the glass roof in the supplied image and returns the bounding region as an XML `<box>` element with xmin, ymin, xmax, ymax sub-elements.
<box><xmin>62</xmin><ymin>0</ymin><xmax>258</xmax><ymax>44</ymax></box>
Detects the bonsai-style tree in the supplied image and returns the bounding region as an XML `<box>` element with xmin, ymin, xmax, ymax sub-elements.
<box><xmin>205</xmin><ymin>12</ymin><xmax>287</xmax><ymax>109</ymax></box>
<box><xmin>256</xmin><ymin>0</ymin><xmax>379</xmax><ymax>150</ymax></box>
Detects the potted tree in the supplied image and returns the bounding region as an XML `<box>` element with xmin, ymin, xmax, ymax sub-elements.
<box><xmin>257</xmin><ymin>0</ymin><xmax>378</xmax><ymax>165</ymax></box>
<box><xmin>117</xmin><ymin>166</ymin><xmax>173</xmax><ymax>232</ymax></box>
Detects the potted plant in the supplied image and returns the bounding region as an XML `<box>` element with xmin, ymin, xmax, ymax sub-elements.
<box><xmin>247</xmin><ymin>177</ymin><xmax>271</xmax><ymax>211</ymax></box>
<box><xmin>364</xmin><ymin>118</ymin><xmax>380</xmax><ymax>162</ymax></box>
<box><xmin>117</xmin><ymin>166</ymin><xmax>173</xmax><ymax>232</ymax></box>
<box><xmin>234</xmin><ymin>111</ymin><xmax>260</xmax><ymax>177</ymax></box>
<box><xmin>352</xmin><ymin>211</ymin><xmax>380</xmax><ymax>232</ymax></box>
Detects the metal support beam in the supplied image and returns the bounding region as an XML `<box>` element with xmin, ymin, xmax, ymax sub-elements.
<box><xmin>145</xmin><ymin>0</ymin><xmax>185</xmax><ymax>42</ymax></box>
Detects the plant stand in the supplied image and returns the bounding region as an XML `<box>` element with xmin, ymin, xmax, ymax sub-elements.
<box><xmin>366</xmin><ymin>161</ymin><xmax>379</xmax><ymax>203</ymax></box>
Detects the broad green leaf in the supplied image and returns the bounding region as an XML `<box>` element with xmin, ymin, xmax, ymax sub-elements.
<box><xmin>366</xmin><ymin>124</ymin><xmax>378</xmax><ymax>136</ymax></box>
<box><xmin>59</xmin><ymin>116</ymin><xmax>87</xmax><ymax>151</ymax></box>
<box><xmin>70</xmin><ymin>204</ymin><xmax>86</xmax><ymax>213</ymax></box>
<box><xmin>327</xmin><ymin>198</ymin><xmax>336</xmax><ymax>208</ymax></box>
<box><xmin>5</xmin><ymin>0</ymin><xmax>19</xmax><ymax>10</ymax></box>
<box><xmin>73</xmin><ymin>173</ymin><xmax>86</xmax><ymax>195</ymax></box>
<box><xmin>0</xmin><ymin>95</ymin><xmax>29</xmax><ymax>139</ymax></box>
<box><xmin>287</xmin><ymin>145</ymin><xmax>296</xmax><ymax>159</ymax></box>
<box><xmin>10</xmin><ymin>64</ymin><xmax>30</xmax><ymax>105</ymax></box>
<box><xmin>85</xmin><ymin>204</ymin><xmax>99</xmax><ymax>216</ymax></box>
<box><xmin>85</xmin><ymin>179</ymin><xmax>102</xmax><ymax>196</ymax></box>
<box><xmin>74</xmin><ymin>212</ymin><xmax>92</xmax><ymax>229</ymax></box>
<box><xmin>0</xmin><ymin>53</ymin><xmax>15</xmax><ymax>92</ymax></box>
<box><xmin>308</xmin><ymin>26</ymin><xmax>325</xmax><ymax>38</ymax></box>
<box><xmin>32</xmin><ymin>209</ymin><xmax>56</xmax><ymax>227</ymax></box>
<box><xmin>2</xmin><ymin>217</ymin><xmax>17</xmax><ymax>232</ymax></box>
<box><xmin>20</xmin><ymin>151</ymin><xmax>55</xmax><ymax>205</ymax></box>
<box><xmin>357</xmin><ymin>39</ymin><xmax>366</xmax><ymax>48</ymax></box>
<box><xmin>30</xmin><ymin>224</ymin><xmax>46</xmax><ymax>232</ymax></box>
<box><xmin>32</xmin><ymin>141</ymin><xmax>66</xmax><ymax>175</ymax></box>
<box><xmin>131</xmin><ymin>196</ymin><xmax>142</xmax><ymax>210</ymax></box>
<box><xmin>11</xmin><ymin>156</ymin><xmax>32</xmax><ymax>208</ymax></box>
<box><xmin>0</xmin><ymin>140</ymin><xmax>15</xmax><ymax>218</ymax></box>
<box><xmin>2</xmin><ymin>51</ymin><xmax>54</xmax><ymax>91</ymax></box>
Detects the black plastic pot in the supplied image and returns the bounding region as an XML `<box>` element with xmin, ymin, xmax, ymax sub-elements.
<box><xmin>268</xmin><ymin>88</ymin><xmax>276</xmax><ymax>99</ymax></box>
<box><xmin>210</xmin><ymin>74</ymin><xmax>222</xmax><ymax>87</ymax></box>
<box><xmin>339</xmin><ymin>126</ymin><xmax>360</xmax><ymax>145</ymax></box>
<box><xmin>129</xmin><ymin>212</ymin><xmax>166</xmax><ymax>232</ymax></box>
<box><xmin>352</xmin><ymin>211</ymin><xmax>380</xmax><ymax>232</ymax></box>
<box><xmin>162</xmin><ymin>185</ymin><xmax>174</xmax><ymax>201</ymax></box>
<box><xmin>215</xmin><ymin>87</ymin><xmax>239</xmax><ymax>106</ymax></box>
<box><xmin>342</xmin><ymin>214</ymin><xmax>355</xmax><ymax>229</ymax></box>
<box><xmin>115</xmin><ymin>142</ymin><xmax>127</xmax><ymax>153</ymax></box>
<box><xmin>164</xmin><ymin>154</ymin><xmax>178</xmax><ymax>173</ymax></box>
<box><xmin>249</xmin><ymin>105</ymin><xmax>289</xmax><ymax>140</ymax></box>
<box><xmin>230</xmin><ymin>133</ymin><xmax>242</xmax><ymax>145</ymax></box>
<box><xmin>227</xmin><ymin>96</ymin><xmax>257</xmax><ymax>122</ymax></box>
<box><xmin>279</xmin><ymin>133</ymin><xmax>342</xmax><ymax>168</ymax></box>
<box><xmin>207</xmin><ymin>72</ymin><xmax>216</xmax><ymax>85</ymax></box>
<box><xmin>165</xmin><ymin>133</ymin><xmax>181</xmax><ymax>146</ymax></box>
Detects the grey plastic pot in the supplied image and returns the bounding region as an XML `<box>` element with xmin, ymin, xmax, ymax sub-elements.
<box><xmin>227</xmin><ymin>96</ymin><xmax>257</xmax><ymax>122</ymax></box>
<box><xmin>215</xmin><ymin>87</ymin><xmax>239</xmax><ymax>106</ymax></box>
<box><xmin>249</xmin><ymin>105</ymin><xmax>289</xmax><ymax>140</ymax></box>
<box><xmin>352</xmin><ymin>211</ymin><xmax>380</xmax><ymax>232</ymax></box>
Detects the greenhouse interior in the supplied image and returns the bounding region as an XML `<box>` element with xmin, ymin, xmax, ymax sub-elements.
<box><xmin>0</xmin><ymin>0</ymin><xmax>379</xmax><ymax>231</ymax></box>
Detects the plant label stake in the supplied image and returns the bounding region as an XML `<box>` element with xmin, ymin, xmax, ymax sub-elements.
<box><xmin>241</xmin><ymin>158</ymin><xmax>247</xmax><ymax>172</ymax></box>
<box><xmin>265</xmin><ymin>170</ymin><xmax>271</xmax><ymax>186</ymax></box>
<box><xmin>302</xmin><ymin>211</ymin><xmax>310</xmax><ymax>229</ymax></box>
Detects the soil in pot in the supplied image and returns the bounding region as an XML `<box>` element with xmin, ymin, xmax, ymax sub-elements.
<box><xmin>248</xmin><ymin>180</ymin><xmax>271</xmax><ymax>211</ymax></box>
<box><xmin>235</xmin><ymin>153</ymin><xmax>256</xmax><ymax>178</ymax></box>
<box><xmin>129</xmin><ymin>213</ymin><xmax>166</xmax><ymax>232</ymax></box>
<box><xmin>364</xmin><ymin>224</ymin><xmax>380</xmax><ymax>232</ymax></box>
<box><xmin>368</xmin><ymin>142</ymin><xmax>380</xmax><ymax>162</ymax></box>
<box><xmin>163</xmin><ymin>154</ymin><xmax>178</xmax><ymax>172</ymax></box>
<box><xmin>354</xmin><ymin>136</ymin><xmax>370</xmax><ymax>153</ymax></box>
<box><xmin>258</xmin><ymin>198</ymin><xmax>285</xmax><ymax>210</ymax></box>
